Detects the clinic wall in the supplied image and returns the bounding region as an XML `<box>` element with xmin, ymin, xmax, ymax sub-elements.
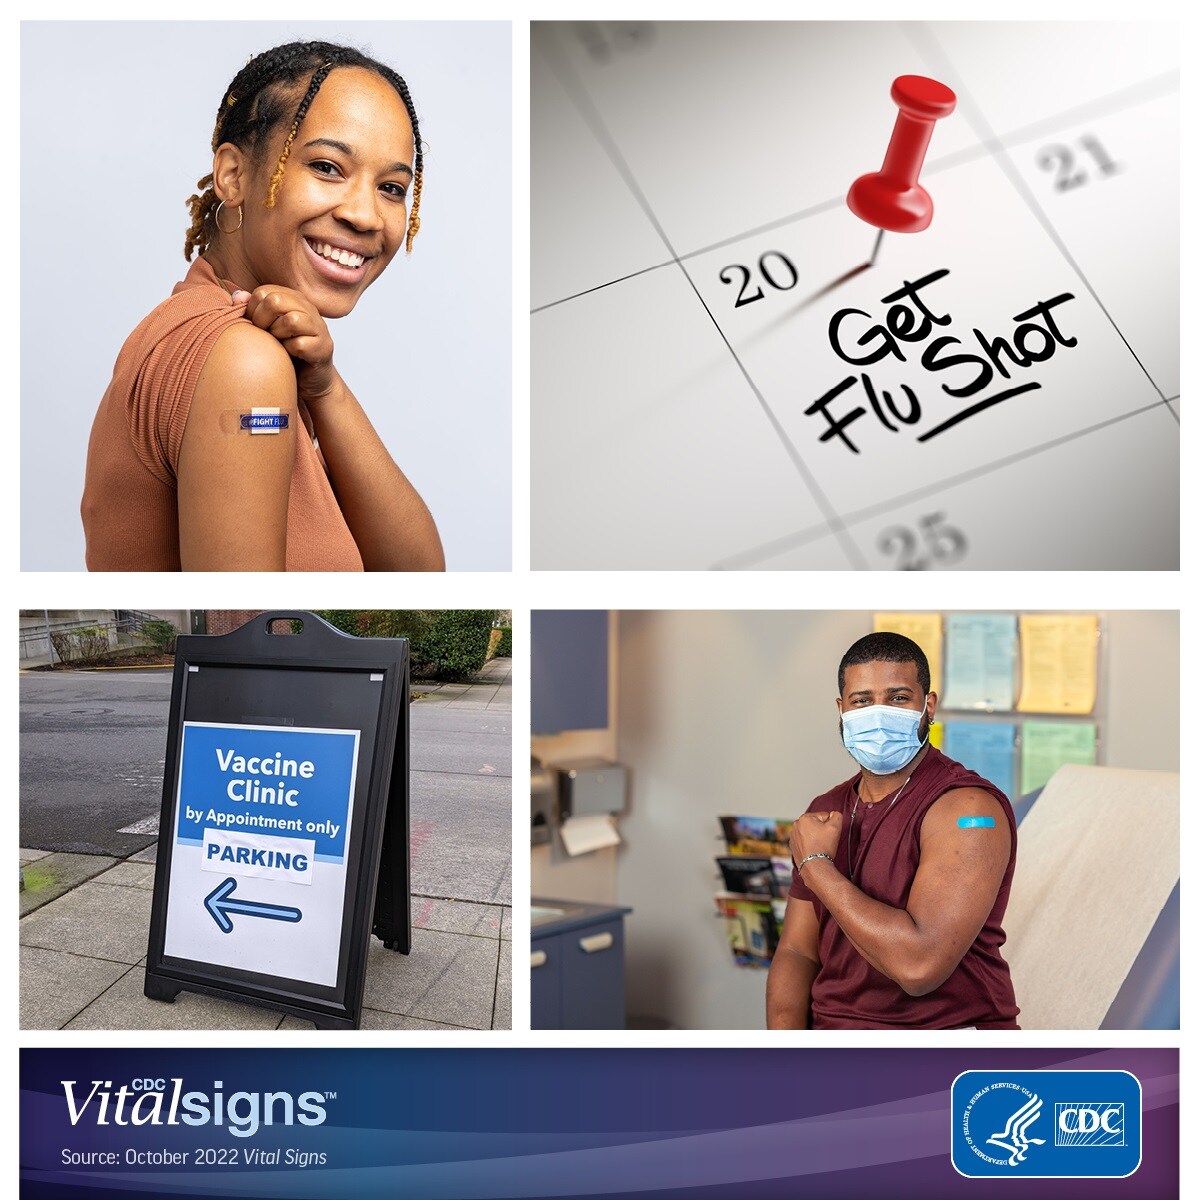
<box><xmin>614</xmin><ymin>611</ymin><xmax>868</xmax><ymax>1030</ymax></box>
<box><xmin>1101</xmin><ymin>610</ymin><xmax>1179</xmax><ymax>771</ymax></box>
<box><xmin>612</xmin><ymin>609</ymin><xmax>1178</xmax><ymax>1031</ymax></box>
<box><xmin>530</xmin><ymin>612</ymin><xmax>620</xmax><ymax>905</ymax></box>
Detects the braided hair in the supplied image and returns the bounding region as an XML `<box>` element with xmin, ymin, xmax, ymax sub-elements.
<box><xmin>184</xmin><ymin>41</ymin><xmax>423</xmax><ymax>261</ymax></box>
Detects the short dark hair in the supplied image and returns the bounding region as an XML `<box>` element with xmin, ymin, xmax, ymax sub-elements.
<box><xmin>838</xmin><ymin>631</ymin><xmax>931</xmax><ymax>695</ymax></box>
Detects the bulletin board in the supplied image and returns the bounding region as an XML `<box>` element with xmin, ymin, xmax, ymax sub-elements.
<box><xmin>873</xmin><ymin>611</ymin><xmax>1103</xmax><ymax>800</ymax></box>
<box><xmin>532</xmin><ymin>21</ymin><xmax>1178</xmax><ymax>570</ymax></box>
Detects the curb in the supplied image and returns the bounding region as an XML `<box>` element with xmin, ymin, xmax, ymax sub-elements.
<box><xmin>20</xmin><ymin>663</ymin><xmax>175</xmax><ymax>673</ymax></box>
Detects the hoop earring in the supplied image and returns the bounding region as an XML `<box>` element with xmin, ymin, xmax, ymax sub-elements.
<box><xmin>214</xmin><ymin>199</ymin><xmax>243</xmax><ymax>234</ymax></box>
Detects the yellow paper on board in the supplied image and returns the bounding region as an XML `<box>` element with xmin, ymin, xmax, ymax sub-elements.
<box><xmin>873</xmin><ymin>613</ymin><xmax>942</xmax><ymax>696</ymax></box>
<box><xmin>1016</xmin><ymin>614</ymin><xmax>1098</xmax><ymax>714</ymax></box>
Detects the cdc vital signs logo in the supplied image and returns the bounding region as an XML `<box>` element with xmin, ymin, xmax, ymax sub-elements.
<box><xmin>951</xmin><ymin>1070</ymin><xmax>1141</xmax><ymax>1179</ymax></box>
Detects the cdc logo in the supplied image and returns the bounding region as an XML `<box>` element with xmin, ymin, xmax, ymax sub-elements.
<box><xmin>1055</xmin><ymin>1102</ymin><xmax>1124</xmax><ymax>1147</ymax></box>
<box><xmin>951</xmin><ymin>1070</ymin><xmax>1141</xmax><ymax>1179</ymax></box>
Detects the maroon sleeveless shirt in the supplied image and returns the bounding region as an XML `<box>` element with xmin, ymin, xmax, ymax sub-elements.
<box><xmin>789</xmin><ymin>746</ymin><xmax>1020</xmax><ymax>1029</ymax></box>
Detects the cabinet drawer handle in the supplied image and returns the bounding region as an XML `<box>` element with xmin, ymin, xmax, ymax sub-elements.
<box><xmin>579</xmin><ymin>932</ymin><xmax>614</xmax><ymax>954</ymax></box>
<box><xmin>530</xmin><ymin>950</ymin><xmax>547</xmax><ymax>968</ymax></box>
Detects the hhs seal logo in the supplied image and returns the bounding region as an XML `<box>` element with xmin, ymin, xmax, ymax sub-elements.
<box><xmin>951</xmin><ymin>1071</ymin><xmax>1141</xmax><ymax>1178</ymax></box>
<box><xmin>958</xmin><ymin>1081</ymin><xmax>1046</xmax><ymax>1169</ymax></box>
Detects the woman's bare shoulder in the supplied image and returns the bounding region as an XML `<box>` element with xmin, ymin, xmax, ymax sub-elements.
<box><xmin>194</xmin><ymin>320</ymin><xmax>297</xmax><ymax>409</ymax></box>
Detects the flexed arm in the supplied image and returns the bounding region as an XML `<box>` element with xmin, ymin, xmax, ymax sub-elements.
<box><xmin>790</xmin><ymin>789</ymin><xmax>1010</xmax><ymax>996</ymax></box>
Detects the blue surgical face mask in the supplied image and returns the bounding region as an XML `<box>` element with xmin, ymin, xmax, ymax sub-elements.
<box><xmin>840</xmin><ymin>700</ymin><xmax>928</xmax><ymax>775</ymax></box>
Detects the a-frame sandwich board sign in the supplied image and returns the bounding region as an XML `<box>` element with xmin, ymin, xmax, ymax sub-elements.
<box><xmin>145</xmin><ymin>611</ymin><xmax>409</xmax><ymax>1029</ymax></box>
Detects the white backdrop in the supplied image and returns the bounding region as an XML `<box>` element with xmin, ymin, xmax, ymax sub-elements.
<box><xmin>21</xmin><ymin>20</ymin><xmax>512</xmax><ymax>571</ymax></box>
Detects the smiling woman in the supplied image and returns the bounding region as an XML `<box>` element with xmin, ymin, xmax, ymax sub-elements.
<box><xmin>80</xmin><ymin>41</ymin><xmax>445</xmax><ymax>572</ymax></box>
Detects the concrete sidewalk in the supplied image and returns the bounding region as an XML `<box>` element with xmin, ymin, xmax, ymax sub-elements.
<box><xmin>20</xmin><ymin>656</ymin><xmax>512</xmax><ymax>1031</ymax></box>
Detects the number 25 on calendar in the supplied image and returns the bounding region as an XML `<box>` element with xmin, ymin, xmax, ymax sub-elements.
<box><xmin>877</xmin><ymin>512</ymin><xmax>967</xmax><ymax>570</ymax></box>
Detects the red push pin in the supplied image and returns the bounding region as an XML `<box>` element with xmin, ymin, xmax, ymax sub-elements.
<box><xmin>848</xmin><ymin>75</ymin><xmax>956</xmax><ymax>266</ymax></box>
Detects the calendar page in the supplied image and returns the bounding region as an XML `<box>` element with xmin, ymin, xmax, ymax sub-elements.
<box><xmin>531</xmin><ymin>21</ymin><xmax>1179</xmax><ymax>570</ymax></box>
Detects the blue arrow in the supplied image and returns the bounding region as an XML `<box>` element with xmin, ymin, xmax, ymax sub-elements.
<box><xmin>204</xmin><ymin>877</ymin><xmax>303</xmax><ymax>934</ymax></box>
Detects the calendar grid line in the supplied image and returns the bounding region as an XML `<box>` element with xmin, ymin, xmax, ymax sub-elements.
<box><xmin>981</xmin><ymin>68</ymin><xmax>1177</xmax><ymax>154</ymax></box>
<box><xmin>713</xmin><ymin>399</ymin><xmax>1172</xmax><ymax>570</ymax></box>
<box><xmin>908</xmin><ymin>22</ymin><xmax>1171</xmax><ymax>408</ymax></box>
<box><xmin>533</xmin><ymin>66</ymin><xmax>1176</xmax><ymax>318</ymax></box>
<box><xmin>675</xmin><ymin>195</ymin><xmax>850</xmax><ymax>263</ymax></box>
<box><xmin>530</xmin><ymin>260</ymin><xmax>675</xmax><ymax>314</ymax></box>
<box><xmin>670</xmin><ymin>259</ymin><xmax>865</xmax><ymax>570</ymax></box>
<box><xmin>543</xmin><ymin>32</ymin><xmax>868</xmax><ymax>570</ymax></box>
<box><xmin>533</xmin><ymin>22</ymin><xmax>1178</xmax><ymax>570</ymax></box>
<box><xmin>538</xmin><ymin>38</ymin><xmax>680</xmax><ymax>257</ymax></box>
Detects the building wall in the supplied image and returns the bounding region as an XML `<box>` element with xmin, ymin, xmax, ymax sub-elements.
<box><xmin>19</xmin><ymin>611</ymin><xmax>115</xmax><ymax>662</ymax></box>
<box><xmin>146</xmin><ymin>611</ymin><xmax>190</xmax><ymax>631</ymax></box>
<box><xmin>204</xmin><ymin>611</ymin><xmax>271</xmax><ymax>637</ymax></box>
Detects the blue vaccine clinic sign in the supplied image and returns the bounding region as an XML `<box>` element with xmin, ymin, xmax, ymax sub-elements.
<box><xmin>177</xmin><ymin>722</ymin><xmax>358</xmax><ymax>865</ymax></box>
<box><xmin>163</xmin><ymin>722</ymin><xmax>361</xmax><ymax>987</ymax></box>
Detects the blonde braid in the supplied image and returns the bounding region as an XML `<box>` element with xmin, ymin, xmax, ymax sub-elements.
<box><xmin>405</xmin><ymin>169</ymin><xmax>423</xmax><ymax>253</ymax></box>
<box><xmin>265</xmin><ymin>62</ymin><xmax>332</xmax><ymax>209</ymax></box>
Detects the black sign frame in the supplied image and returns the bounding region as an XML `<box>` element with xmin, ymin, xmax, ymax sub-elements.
<box><xmin>145</xmin><ymin>611</ymin><xmax>409</xmax><ymax>1030</ymax></box>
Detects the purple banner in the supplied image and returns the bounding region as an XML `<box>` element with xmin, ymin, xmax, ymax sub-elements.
<box><xmin>20</xmin><ymin>1047</ymin><xmax>1177</xmax><ymax>1198</ymax></box>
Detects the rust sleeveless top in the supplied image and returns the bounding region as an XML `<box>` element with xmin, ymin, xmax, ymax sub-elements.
<box><xmin>790</xmin><ymin>746</ymin><xmax>1020</xmax><ymax>1029</ymax></box>
<box><xmin>81</xmin><ymin>257</ymin><xmax>363</xmax><ymax>571</ymax></box>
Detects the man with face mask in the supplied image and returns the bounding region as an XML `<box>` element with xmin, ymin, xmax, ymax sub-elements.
<box><xmin>765</xmin><ymin>631</ymin><xmax>1019</xmax><ymax>1029</ymax></box>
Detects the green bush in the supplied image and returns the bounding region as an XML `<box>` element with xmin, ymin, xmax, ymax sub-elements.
<box><xmin>49</xmin><ymin>627</ymin><xmax>110</xmax><ymax>664</ymax></box>
<box><xmin>311</xmin><ymin>610</ymin><xmax>496</xmax><ymax>680</ymax></box>
<box><xmin>142</xmin><ymin>619</ymin><xmax>178</xmax><ymax>654</ymax></box>
<box><xmin>310</xmin><ymin>610</ymin><xmax>362</xmax><ymax>637</ymax></box>
<box><xmin>48</xmin><ymin>631</ymin><xmax>74</xmax><ymax>663</ymax></box>
<box><xmin>313</xmin><ymin>610</ymin><xmax>432</xmax><ymax>643</ymax></box>
<box><xmin>363</xmin><ymin>611</ymin><xmax>432</xmax><ymax>643</ymax></box>
<box><xmin>494</xmin><ymin>626</ymin><xmax>512</xmax><ymax>657</ymax></box>
<box><xmin>415</xmin><ymin>610</ymin><xmax>498</xmax><ymax>680</ymax></box>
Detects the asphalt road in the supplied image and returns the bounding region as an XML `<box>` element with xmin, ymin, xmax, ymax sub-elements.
<box><xmin>20</xmin><ymin>667</ymin><xmax>514</xmax><ymax>908</ymax></box>
<box><xmin>20</xmin><ymin>669</ymin><xmax>173</xmax><ymax>856</ymax></box>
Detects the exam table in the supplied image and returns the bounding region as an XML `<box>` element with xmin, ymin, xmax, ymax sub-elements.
<box><xmin>1006</xmin><ymin>765</ymin><xmax>1178</xmax><ymax>1030</ymax></box>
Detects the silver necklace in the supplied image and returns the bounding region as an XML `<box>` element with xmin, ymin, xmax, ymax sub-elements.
<box><xmin>848</xmin><ymin>770</ymin><xmax>914</xmax><ymax>879</ymax></box>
